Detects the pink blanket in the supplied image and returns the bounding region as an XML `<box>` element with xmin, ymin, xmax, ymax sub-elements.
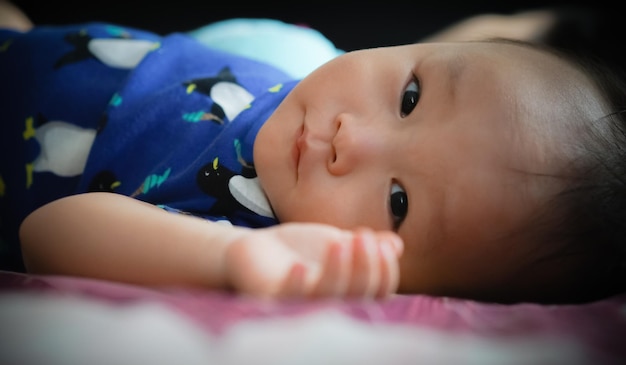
<box><xmin>1</xmin><ymin>270</ymin><xmax>624</xmax><ymax>364</ymax></box>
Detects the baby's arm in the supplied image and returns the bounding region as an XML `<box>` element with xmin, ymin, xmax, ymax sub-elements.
<box><xmin>20</xmin><ymin>192</ymin><xmax>238</xmax><ymax>289</ymax></box>
<box><xmin>20</xmin><ymin>192</ymin><xmax>402</xmax><ymax>298</ymax></box>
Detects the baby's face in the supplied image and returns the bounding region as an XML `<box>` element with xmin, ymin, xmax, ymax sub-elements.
<box><xmin>254</xmin><ymin>40</ymin><xmax>602</xmax><ymax>298</ymax></box>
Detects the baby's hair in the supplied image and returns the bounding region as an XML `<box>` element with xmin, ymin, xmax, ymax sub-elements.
<box><xmin>546</xmin><ymin>61</ymin><xmax>626</xmax><ymax>303</ymax></box>
<box><xmin>491</xmin><ymin>38</ymin><xmax>626</xmax><ymax>303</ymax></box>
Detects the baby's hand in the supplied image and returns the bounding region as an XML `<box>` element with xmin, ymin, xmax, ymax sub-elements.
<box><xmin>225</xmin><ymin>223</ymin><xmax>403</xmax><ymax>299</ymax></box>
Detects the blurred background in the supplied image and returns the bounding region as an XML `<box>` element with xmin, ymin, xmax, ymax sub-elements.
<box><xmin>11</xmin><ymin>0</ymin><xmax>625</xmax><ymax>72</ymax></box>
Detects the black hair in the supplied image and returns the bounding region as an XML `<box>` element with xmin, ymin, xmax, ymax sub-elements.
<box><xmin>493</xmin><ymin>38</ymin><xmax>626</xmax><ymax>304</ymax></box>
<box><xmin>543</xmin><ymin>55</ymin><xmax>626</xmax><ymax>303</ymax></box>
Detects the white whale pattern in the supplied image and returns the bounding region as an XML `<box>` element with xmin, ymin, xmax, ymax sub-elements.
<box><xmin>31</xmin><ymin>121</ymin><xmax>97</xmax><ymax>177</ymax></box>
<box><xmin>229</xmin><ymin>175</ymin><xmax>274</xmax><ymax>218</ymax></box>
<box><xmin>88</xmin><ymin>39</ymin><xmax>158</xmax><ymax>69</ymax></box>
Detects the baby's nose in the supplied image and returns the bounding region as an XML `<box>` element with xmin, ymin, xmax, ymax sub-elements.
<box><xmin>327</xmin><ymin>114</ymin><xmax>380</xmax><ymax>176</ymax></box>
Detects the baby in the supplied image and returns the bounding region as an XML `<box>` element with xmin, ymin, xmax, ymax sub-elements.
<box><xmin>1</xmin><ymin>2</ymin><xmax>624</xmax><ymax>304</ymax></box>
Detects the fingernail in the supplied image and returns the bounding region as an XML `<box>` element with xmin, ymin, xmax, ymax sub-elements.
<box><xmin>381</xmin><ymin>240</ymin><xmax>395</xmax><ymax>258</ymax></box>
<box><xmin>359</xmin><ymin>230</ymin><xmax>376</xmax><ymax>251</ymax></box>
<box><xmin>340</xmin><ymin>231</ymin><xmax>355</xmax><ymax>246</ymax></box>
<box><xmin>390</xmin><ymin>236</ymin><xmax>403</xmax><ymax>255</ymax></box>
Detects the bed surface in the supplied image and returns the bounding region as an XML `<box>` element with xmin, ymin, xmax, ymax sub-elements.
<box><xmin>1</xmin><ymin>270</ymin><xmax>624</xmax><ymax>365</ymax></box>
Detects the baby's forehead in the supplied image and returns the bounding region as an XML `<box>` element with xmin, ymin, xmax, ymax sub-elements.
<box><xmin>462</xmin><ymin>41</ymin><xmax>599</xmax><ymax>132</ymax></box>
<box><xmin>450</xmin><ymin>40</ymin><xmax>579</xmax><ymax>82</ymax></box>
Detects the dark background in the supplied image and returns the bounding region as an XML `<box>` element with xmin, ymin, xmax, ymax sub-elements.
<box><xmin>10</xmin><ymin>1</ymin><xmax>625</xmax><ymax>71</ymax></box>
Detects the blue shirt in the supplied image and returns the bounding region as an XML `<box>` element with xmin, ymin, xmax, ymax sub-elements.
<box><xmin>0</xmin><ymin>23</ymin><xmax>297</xmax><ymax>270</ymax></box>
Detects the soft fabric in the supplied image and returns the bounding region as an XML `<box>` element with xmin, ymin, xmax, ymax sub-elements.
<box><xmin>188</xmin><ymin>18</ymin><xmax>344</xmax><ymax>79</ymax></box>
<box><xmin>0</xmin><ymin>23</ymin><xmax>158</xmax><ymax>270</ymax></box>
<box><xmin>77</xmin><ymin>31</ymin><xmax>297</xmax><ymax>228</ymax></box>
<box><xmin>1</xmin><ymin>270</ymin><xmax>625</xmax><ymax>364</ymax></box>
<box><xmin>0</xmin><ymin>22</ymin><xmax>297</xmax><ymax>270</ymax></box>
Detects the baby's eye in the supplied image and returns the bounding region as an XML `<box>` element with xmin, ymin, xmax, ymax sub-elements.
<box><xmin>400</xmin><ymin>78</ymin><xmax>420</xmax><ymax>117</ymax></box>
<box><xmin>390</xmin><ymin>182</ymin><xmax>408</xmax><ymax>229</ymax></box>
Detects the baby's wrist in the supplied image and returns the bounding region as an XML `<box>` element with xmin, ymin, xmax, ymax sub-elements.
<box><xmin>219</xmin><ymin>225</ymin><xmax>254</xmax><ymax>290</ymax></box>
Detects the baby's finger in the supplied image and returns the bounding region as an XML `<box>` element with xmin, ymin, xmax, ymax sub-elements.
<box><xmin>375</xmin><ymin>240</ymin><xmax>401</xmax><ymax>298</ymax></box>
<box><xmin>311</xmin><ymin>242</ymin><xmax>350</xmax><ymax>298</ymax></box>
<box><xmin>278</xmin><ymin>263</ymin><xmax>307</xmax><ymax>298</ymax></box>
<box><xmin>347</xmin><ymin>230</ymin><xmax>380</xmax><ymax>298</ymax></box>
